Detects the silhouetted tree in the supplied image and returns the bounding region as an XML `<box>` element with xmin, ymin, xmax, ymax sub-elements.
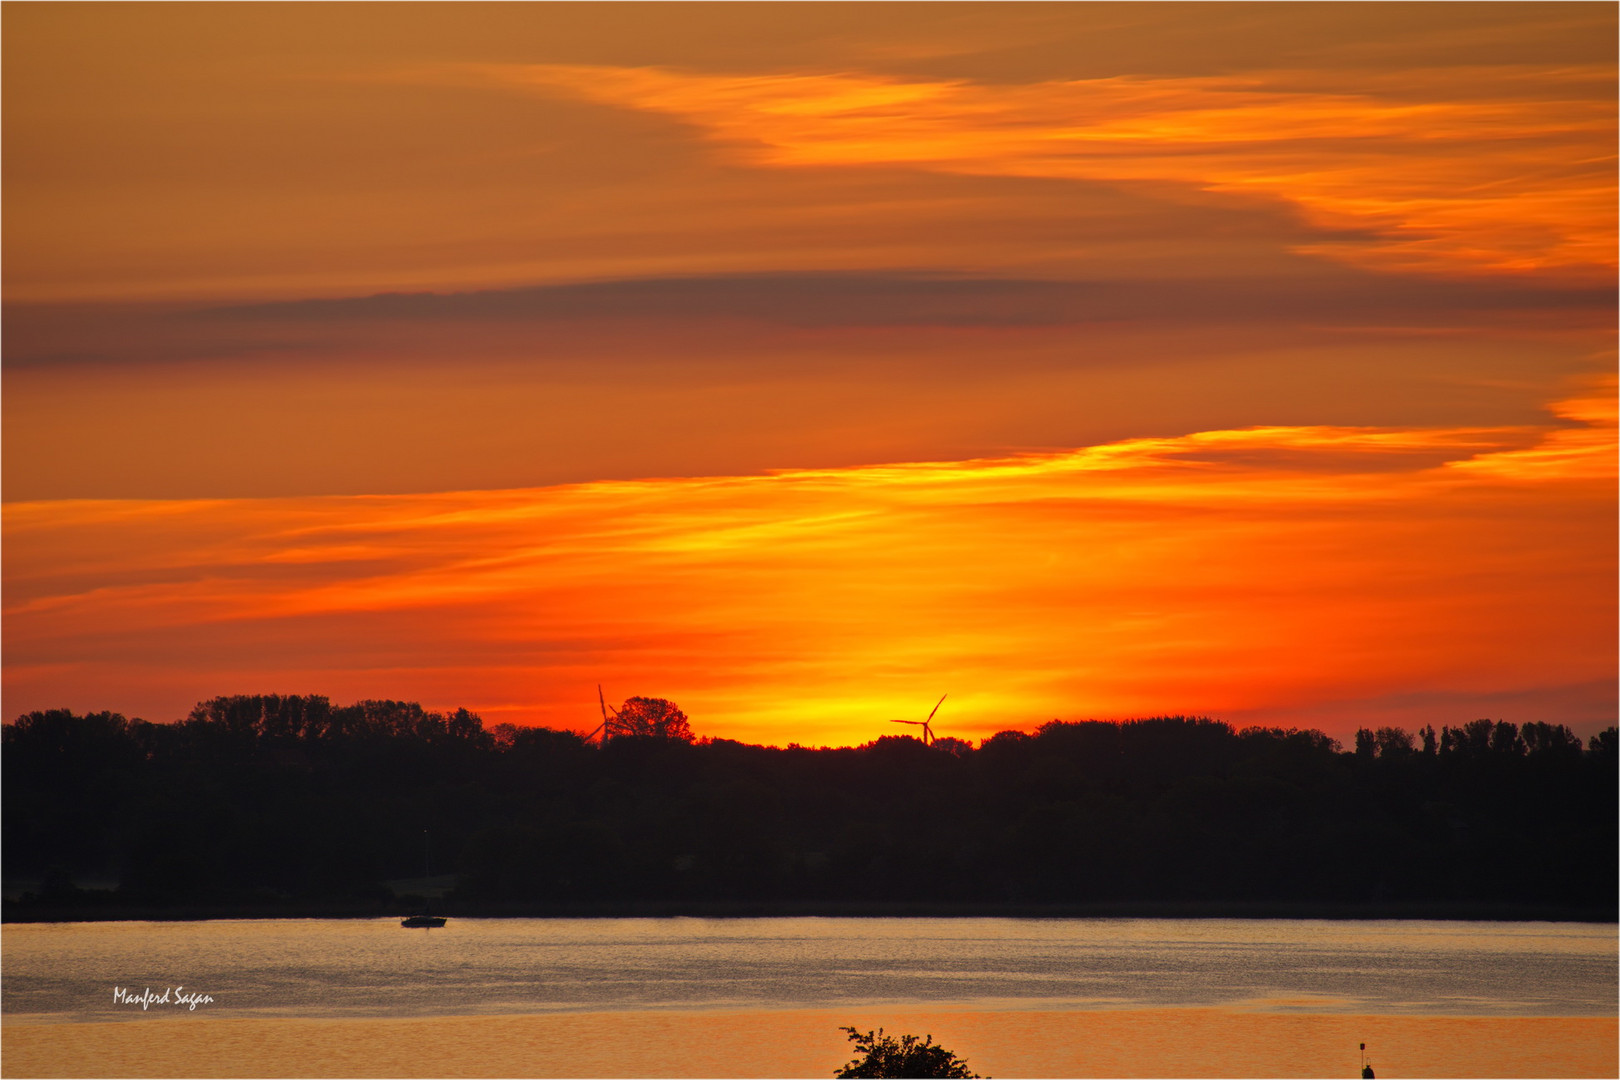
<box><xmin>615</xmin><ymin>697</ymin><xmax>695</xmax><ymax>741</ymax></box>
<box><xmin>1355</xmin><ymin>728</ymin><xmax>1376</xmax><ymax>757</ymax></box>
<box><xmin>1374</xmin><ymin>727</ymin><xmax>1414</xmax><ymax>758</ymax></box>
<box><xmin>186</xmin><ymin>694</ymin><xmax>333</xmax><ymax>741</ymax></box>
<box><xmin>834</xmin><ymin>1027</ymin><xmax>981</xmax><ymax>1079</ymax></box>
<box><xmin>1441</xmin><ymin>719</ymin><xmax>1498</xmax><ymax>756</ymax></box>
<box><xmin>931</xmin><ymin>736</ymin><xmax>974</xmax><ymax>756</ymax></box>
<box><xmin>1489</xmin><ymin>720</ymin><xmax>1526</xmax><ymax>756</ymax></box>
<box><xmin>1520</xmin><ymin>722</ymin><xmax>1582</xmax><ymax>757</ymax></box>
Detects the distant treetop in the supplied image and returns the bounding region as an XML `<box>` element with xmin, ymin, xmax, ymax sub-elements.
<box><xmin>615</xmin><ymin>696</ymin><xmax>695</xmax><ymax>742</ymax></box>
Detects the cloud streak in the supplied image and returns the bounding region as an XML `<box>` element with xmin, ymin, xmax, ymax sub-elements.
<box><xmin>7</xmin><ymin>266</ymin><xmax>1607</xmax><ymax>373</ymax></box>
<box><xmin>199</xmin><ymin>270</ymin><xmax>1611</xmax><ymax>328</ymax></box>
<box><xmin>483</xmin><ymin>62</ymin><xmax>1617</xmax><ymax>279</ymax></box>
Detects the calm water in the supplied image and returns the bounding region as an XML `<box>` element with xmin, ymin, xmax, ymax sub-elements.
<box><xmin>3</xmin><ymin>917</ymin><xmax>1615</xmax><ymax>1077</ymax></box>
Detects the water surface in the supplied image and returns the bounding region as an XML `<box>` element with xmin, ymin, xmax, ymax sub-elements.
<box><xmin>3</xmin><ymin>917</ymin><xmax>1614</xmax><ymax>1077</ymax></box>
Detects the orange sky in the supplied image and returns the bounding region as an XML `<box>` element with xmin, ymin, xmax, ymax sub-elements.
<box><xmin>4</xmin><ymin>4</ymin><xmax>1615</xmax><ymax>743</ymax></box>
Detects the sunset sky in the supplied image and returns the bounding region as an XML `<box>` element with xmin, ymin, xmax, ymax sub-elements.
<box><xmin>4</xmin><ymin>3</ymin><xmax>1615</xmax><ymax>746</ymax></box>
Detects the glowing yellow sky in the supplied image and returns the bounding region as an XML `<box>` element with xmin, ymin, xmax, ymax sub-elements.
<box><xmin>3</xmin><ymin>4</ymin><xmax>1615</xmax><ymax>742</ymax></box>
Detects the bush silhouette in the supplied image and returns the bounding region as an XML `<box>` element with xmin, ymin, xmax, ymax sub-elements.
<box><xmin>835</xmin><ymin>1026</ymin><xmax>981</xmax><ymax>1078</ymax></box>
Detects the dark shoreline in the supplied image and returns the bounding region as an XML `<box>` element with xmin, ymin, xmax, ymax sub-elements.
<box><xmin>12</xmin><ymin>710</ymin><xmax>1616</xmax><ymax>930</ymax></box>
<box><xmin>5</xmin><ymin>898</ymin><xmax>1614</xmax><ymax>924</ymax></box>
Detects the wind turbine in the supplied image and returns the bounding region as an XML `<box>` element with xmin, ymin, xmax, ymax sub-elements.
<box><xmin>891</xmin><ymin>694</ymin><xmax>947</xmax><ymax>746</ymax></box>
<box><xmin>584</xmin><ymin>684</ymin><xmax>619</xmax><ymax>745</ymax></box>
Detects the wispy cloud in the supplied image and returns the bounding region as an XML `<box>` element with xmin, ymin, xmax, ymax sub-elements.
<box><xmin>478</xmin><ymin>62</ymin><xmax>1617</xmax><ymax>279</ymax></box>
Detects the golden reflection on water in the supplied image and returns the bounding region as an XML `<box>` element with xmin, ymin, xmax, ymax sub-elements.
<box><xmin>4</xmin><ymin>1007</ymin><xmax>1615</xmax><ymax>1079</ymax></box>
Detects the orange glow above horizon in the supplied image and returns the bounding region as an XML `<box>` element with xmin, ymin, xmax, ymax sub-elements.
<box><xmin>485</xmin><ymin>62</ymin><xmax>1617</xmax><ymax>279</ymax></box>
<box><xmin>6</xmin><ymin>382</ymin><xmax>1613</xmax><ymax>746</ymax></box>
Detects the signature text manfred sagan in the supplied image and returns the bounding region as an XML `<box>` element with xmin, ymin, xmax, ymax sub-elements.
<box><xmin>113</xmin><ymin>986</ymin><xmax>214</xmax><ymax>1011</ymax></box>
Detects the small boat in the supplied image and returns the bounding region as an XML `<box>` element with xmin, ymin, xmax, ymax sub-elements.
<box><xmin>401</xmin><ymin>914</ymin><xmax>447</xmax><ymax>928</ymax></box>
<box><xmin>400</xmin><ymin>828</ymin><xmax>448</xmax><ymax>928</ymax></box>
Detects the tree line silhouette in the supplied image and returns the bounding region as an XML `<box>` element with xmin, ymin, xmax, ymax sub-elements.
<box><xmin>4</xmin><ymin>695</ymin><xmax>1614</xmax><ymax>918</ymax></box>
